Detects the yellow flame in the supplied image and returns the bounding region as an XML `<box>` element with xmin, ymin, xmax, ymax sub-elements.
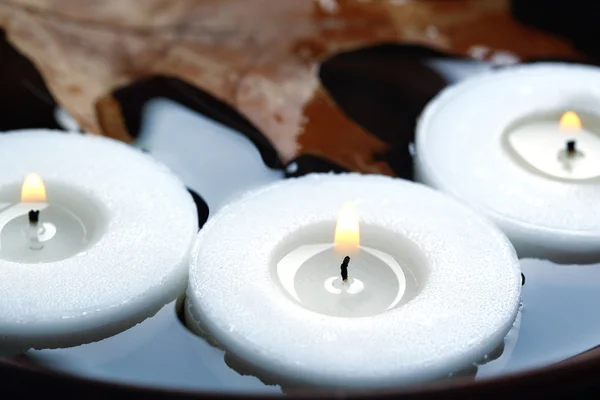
<box><xmin>560</xmin><ymin>111</ymin><xmax>582</xmax><ymax>132</ymax></box>
<box><xmin>21</xmin><ymin>173</ymin><xmax>46</xmax><ymax>203</ymax></box>
<box><xmin>334</xmin><ymin>202</ymin><xmax>359</xmax><ymax>255</ymax></box>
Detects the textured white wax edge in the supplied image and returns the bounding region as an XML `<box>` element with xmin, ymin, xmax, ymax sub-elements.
<box><xmin>186</xmin><ymin>173</ymin><xmax>521</xmax><ymax>388</ymax></box>
<box><xmin>414</xmin><ymin>63</ymin><xmax>600</xmax><ymax>263</ymax></box>
<box><xmin>0</xmin><ymin>130</ymin><xmax>198</xmax><ymax>350</ymax></box>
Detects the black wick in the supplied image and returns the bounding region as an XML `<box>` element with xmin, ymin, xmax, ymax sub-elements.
<box><xmin>521</xmin><ymin>272</ymin><xmax>526</xmax><ymax>286</ymax></box>
<box><xmin>566</xmin><ymin>140</ymin><xmax>577</xmax><ymax>156</ymax></box>
<box><xmin>28</xmin><ymin>210</ymin><xmax>40</xmax><ymax>224</ymax></box>
<box><xmin>340</xmin><ymin>256</ymin><xmax>350</xmax><ymax>282</ymax></box>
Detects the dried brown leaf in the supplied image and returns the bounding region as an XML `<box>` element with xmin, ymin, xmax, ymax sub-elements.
<box><xmin>0</xmin><ymin>0</ymin><xmax>582</xmax><ymax>174</ymax></box>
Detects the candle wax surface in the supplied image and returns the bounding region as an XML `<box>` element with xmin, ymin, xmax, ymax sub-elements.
<box><xmin>506</xmin><ymin>112</ymin><xmax>600</xmax><ymax>181</ymax></box>
<box><xmin>276</xmin><ymin>244</ymin><xmax>410</xmax><ymax>317</ymax></box>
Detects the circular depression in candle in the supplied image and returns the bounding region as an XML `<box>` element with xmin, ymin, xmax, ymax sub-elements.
<box><xmin>0</xmin><ymin>182</ymin><xmax>105</xmax><ymax>263</ymax></box>
<box><xmin>186</xmin><ymin>174</ymin><xmax>521</xmax><ymax>389</ymax></box>
<box><xmin>274</xmin><ymin>224</ymin><xmax>425</xmax><ymax>318</ymax></box>
<box><xmin>0</xmin><ymin>130</ymin><xmax>197</xmax><ymax>352</ymax></box>
<box><xmin>415</xmin><ymin>63</ymin><xmax>600</xmax><ymax>263</ymax></box>
<box><xmin>503</xmin><ymin>110</ymin><xmax>600</xmax><ymax>181</ymax></box>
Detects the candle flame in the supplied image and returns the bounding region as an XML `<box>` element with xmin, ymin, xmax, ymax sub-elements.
<box><xmin>334</xmin><ymin>202</ymin><xmax>359</xmax><ymax>255</ymax></box>
<box><xmin>21</xmin><ymin>173</ymin><xmax>46</xmax><ymax>203</ymax></box>
<box><xmin>560</xmin><ymin>111</ymin><xmax>582</xmax><ymax>132</ymax></box>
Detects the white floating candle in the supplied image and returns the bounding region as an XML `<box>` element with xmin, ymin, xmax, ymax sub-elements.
<box><xmin>415</xmin><ymin>63</ymin><xmax>600</xmax><ymax>263</ymax></box>
<box><xmin>0</xmin><ymin>130</ymin><xmax>197</xmax><ymax>353</ymax></box>
<box><xmin>186</xmin><ymin>174</ymin><xmax>521</xmax><ymax>389</ymax></box>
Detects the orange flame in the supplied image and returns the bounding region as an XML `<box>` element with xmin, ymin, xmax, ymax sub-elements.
<box><xmin>21</xmin><ymin>173</ymin><xmax>46</xmax><ymax>203</ymax></box>
<box><xmin>560</xmin><ymin>111</ymin><xmax>582</xmax><ymax>132</ymax></box>
<box><xmin>334</xmin><ymin>202</ymin><xmax>359</xmax><ymax>255</ymax></box>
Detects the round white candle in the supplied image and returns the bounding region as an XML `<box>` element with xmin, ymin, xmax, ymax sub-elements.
<box><xmin>185</xmin><ymin>174</ymin><xmax>521</xmax><ymax>389</ymax></box>
<box><xmin>0</xmin><ymin>130</ymin><xmax>197</xmax><ymax>353</ymax></box>
<box><xmin>415</xmin><ymin>63</ymin><xmax>600</xmax><ymax>263</ymax></box>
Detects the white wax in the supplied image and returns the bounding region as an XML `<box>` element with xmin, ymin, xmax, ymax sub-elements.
<box><xmin>415</xmin><ymin>63</ymin><xmax>600</xmax><ymax>263</ymax></box>
<box><xmin>0</xmin><ymin>130</ymin><xmax>197</xmax><ymax>353</ymax></box>
<box><xmin>186</xmin><ymin>174</ymin><xmax>521</xmax><ymax>389</ymax></box>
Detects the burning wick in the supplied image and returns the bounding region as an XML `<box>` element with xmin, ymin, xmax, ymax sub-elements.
<box><xmin>559</xmin><ymin>139</ymin><xmax>583</xmax><ymax>168</ymax></box>
<box><xmin>560</xmin><ymin>112</ymin><xmax>582</xmax><ymax>157</ymax></box>
<box><xmin>340</xmin><ymin>256</ymin><xmax>350</xmax><ymax>282</ymax></box>
<box><xmin>558</xmin><ymin>112</ymin><xmax>584</xmax><ymax>167</ymax></box>
<box><xmin>332</xmin><ymin>202</ymin><xmax>361</xmax><ymax>292</ymax></box>
<box><xmin>566</xmin><ymin>140</ymin><xmax>577</xmax><ymax>157</ymax></box>
<box><xmin>28</xmin><ymin>209</ymin><xmax>43</xmax><ymax>250</ymax></box>
<box><xmin>21</xmin><ymin>174</ymin><xmax>49</xmax><ymax>250</ymax></box>
<box><xmin>28</xmin><ymin>210</ymin><xmax>39</xmax><ymax>224</ymax></box>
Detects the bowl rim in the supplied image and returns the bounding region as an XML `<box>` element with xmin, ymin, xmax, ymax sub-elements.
<box><xmin>2</xmin><ymin>345</ymin><xmax>599</xmax><ymax>398</ymax></box>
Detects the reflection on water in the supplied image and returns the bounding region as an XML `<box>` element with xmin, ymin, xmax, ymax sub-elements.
<box><xmin>491</xmin><ymin>259</ymin><xmax>600</xmax><ymax>375</ymax></box>
<box><xmin>24</xmin><ymin>301</ymin><xmax>280</xmax><ymax>394</ymax></box>
<box><xmin>135</xmin><ymin>98</ymin><xmax>283</xmax><ymax>213</ymax></box>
